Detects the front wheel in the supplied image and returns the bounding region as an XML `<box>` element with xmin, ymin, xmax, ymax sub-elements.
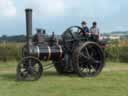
<box><xmin>16</xmin><ymin>56</ymin><xmax>43</xmax><ymax>81</ymax></box>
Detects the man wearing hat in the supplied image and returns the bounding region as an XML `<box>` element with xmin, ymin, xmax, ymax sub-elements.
<box><xmin>80</xmin><ymin>21</ymin><xmax>89</xmax><ymax>36</ymax></box>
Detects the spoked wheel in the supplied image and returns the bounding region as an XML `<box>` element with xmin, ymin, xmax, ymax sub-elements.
<box><xmin>16</xmin><ymin>56</ymin><xmax>43</xmax><ymax>81</ymax></box>
<box><xmin>73</xmin><ymin>41</ymin><xmax>105</xmax><ymax>77</ymax></box>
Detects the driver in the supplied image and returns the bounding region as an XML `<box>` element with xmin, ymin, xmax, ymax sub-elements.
<box><xmin>80</xmin><ymin>21</ymin><xmax>89</xmax><ymax>36</ymax></box>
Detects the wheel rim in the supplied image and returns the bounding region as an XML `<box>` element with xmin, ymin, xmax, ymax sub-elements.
<box><xmin>74</xmin><ymin>42</ymin><xmax>105</xmax><ymax>77</ymax></box>
<box><xmin>17</xmin><ymin>57</ymin><xmax>43</xmax><ymax>81</ymax></box>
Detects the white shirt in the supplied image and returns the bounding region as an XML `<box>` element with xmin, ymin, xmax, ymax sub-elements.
<box><xmin>90</xmin><ymin>27</ymin><xmax>100</xmax><ymax>35</ymax></box>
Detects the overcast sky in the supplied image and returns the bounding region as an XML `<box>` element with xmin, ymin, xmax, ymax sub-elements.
<box><xmin>0</xmin><ymin>0</ymin><xmax>127</xmax><ymax>35</ymax></box>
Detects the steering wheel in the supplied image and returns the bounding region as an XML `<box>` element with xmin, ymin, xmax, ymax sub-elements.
<box><xmin>62</xmin><ymin>26</ymin><xmax>85</xmax><ymax>51</ymax></box>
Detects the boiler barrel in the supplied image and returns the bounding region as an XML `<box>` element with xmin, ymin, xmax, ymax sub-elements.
<box><xmin>32</xmin><ymin>44</ymin><xmax>63</xmax><ymax>60</ymax></box>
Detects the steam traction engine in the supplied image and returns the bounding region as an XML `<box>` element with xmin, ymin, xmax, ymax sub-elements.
<box><xmin>16</xmin><ymin>9</ymin><xmax>105</xmax><ymax>81</ymax></box>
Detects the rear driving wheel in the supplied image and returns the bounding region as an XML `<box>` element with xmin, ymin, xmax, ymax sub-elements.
<box><xmin>73</xmin><ymin>41</ymin><xmax>105</xmax><ymax>77</ymax></box>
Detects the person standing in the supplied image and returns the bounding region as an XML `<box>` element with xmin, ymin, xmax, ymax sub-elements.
<box><xmin>90</xmin><ymin>21</ymin><xmax>100</xmax><ymax>41</ymax></box>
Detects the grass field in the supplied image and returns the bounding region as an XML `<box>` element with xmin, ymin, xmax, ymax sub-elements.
<box><xmin>0</xmin><ymin>61</ymin><xmax>127</xmax><ymax>96</ymax></box>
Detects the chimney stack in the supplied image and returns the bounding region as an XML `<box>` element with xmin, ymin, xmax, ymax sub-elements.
<box><xmin>25</xmin><ymin>8</ymin><xmax>33</xmax><ymax>55</ymax></box>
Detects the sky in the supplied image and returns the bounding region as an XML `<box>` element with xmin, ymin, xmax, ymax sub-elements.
<box><xmin>0</xmin><ymin>0</ymin><xmax>128</xmax><ymax>35</ymax></box>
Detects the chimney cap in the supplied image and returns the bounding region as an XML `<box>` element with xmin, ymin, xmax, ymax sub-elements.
<box><xmin>25</xmin><ymin>8</ymin><xmax>32</xmax><ymax>12</ymax></box>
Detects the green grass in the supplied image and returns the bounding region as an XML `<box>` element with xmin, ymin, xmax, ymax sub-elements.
<box><xmin>0</xmin><ymin>61</ymin><xmax>127</xmax><ymax>96</ymax></box>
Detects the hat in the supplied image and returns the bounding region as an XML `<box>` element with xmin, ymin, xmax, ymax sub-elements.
<box><xmin>93</xmin><ymin>21</ymin><xmax>97</xmax><ymax>25</ymax></box>
<box><xmin>81</xmin><ymin>21</ymin><xmax>86</xmax><ymax>25</ymax></box>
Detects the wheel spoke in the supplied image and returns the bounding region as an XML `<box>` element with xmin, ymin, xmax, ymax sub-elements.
<box><xmin>90</xmin><ymin>64</ymin><xmax>96</xmax><ymax>72</ymax></box>
<box><xmin>79</xmin><ymin>52</ymin><xmax>88</xmax><ymax>59</ymax></box>
<box><xmin>85</xmin><ymin>47</ymin><xmax>90</xmax><ymax>57</ymax></box>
